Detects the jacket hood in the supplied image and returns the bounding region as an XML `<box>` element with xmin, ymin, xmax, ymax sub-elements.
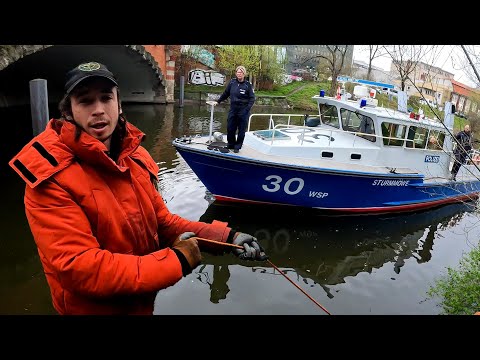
<box><xmin>9</xmin><ymin>119</ymin><xmax>148</xmax><ymax>188</ymax></box>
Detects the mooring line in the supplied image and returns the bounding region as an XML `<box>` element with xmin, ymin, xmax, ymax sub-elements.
<box><xmin>194</xmin><ymin>237</ymin><xmax>331</xmax><ymax>315</ymax></box>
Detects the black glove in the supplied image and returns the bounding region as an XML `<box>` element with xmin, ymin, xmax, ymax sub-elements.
<box><xmin>231</xmin><ymin>232</ymin><xmax>268</xmax><ymax>261</ymax></box>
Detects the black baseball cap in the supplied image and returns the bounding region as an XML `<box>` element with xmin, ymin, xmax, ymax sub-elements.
<box><xmin>64</xmin><ymin>61</ymin><xmax>118</xmax><ymax>95</ymax></box>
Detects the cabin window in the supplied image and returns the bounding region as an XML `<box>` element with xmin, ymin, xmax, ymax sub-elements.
<box><xmin>427</xmin><ymin>130</ymin><xmax>445</xmax><ymax>150</ymax></box>
<box><xmin>406</xmin><ymin>126</ymin><xmax>428</xmax><ymax>149</ymax></box>
<box><xmin>381</xmin><ymin>122</ymin><xmax>406</xmax><ymax>146</ymax></box>
<box><xmin>340</xmin><ymin>108</ymin><xmax>376</xmax><ymax>142</ymax></box>
<box><xmin>319</xmin><ymin>104</ymin><xmax>340</xmax><ymax>129</ymax></box>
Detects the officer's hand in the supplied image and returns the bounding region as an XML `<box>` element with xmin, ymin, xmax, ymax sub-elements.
<box><xmin>172</xmin><ymin>237</ymin><xmax>201</xmax><ymax>276</ymax></box>
<box><xmin>231</xmin><ymin>232</ymin><xmax>268</xmax><ymax>261</ymax></box>
<box><xmin>171</xmin><ymin>231</ymin><xmax>196</xmax><ymax>248</ymax></box>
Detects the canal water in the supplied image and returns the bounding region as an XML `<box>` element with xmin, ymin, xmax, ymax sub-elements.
<box><xmin>1</xmin><ymin>101</ymin><xmax>479</xmax><ymax>315</ymax></box>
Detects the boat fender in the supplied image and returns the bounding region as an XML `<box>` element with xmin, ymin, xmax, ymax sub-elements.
<box><xmin>213</xmin><ymin>131</ymin><xmax>224</xmax><ymax>142</ymax></box>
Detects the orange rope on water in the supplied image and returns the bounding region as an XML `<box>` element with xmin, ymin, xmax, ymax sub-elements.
<box><xmin>194</xmin><ymin>237</ymin><xmax>331</xmax><ymax>315</ymax></box>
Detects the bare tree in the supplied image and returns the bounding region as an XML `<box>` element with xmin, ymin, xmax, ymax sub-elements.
<box><xmin>459</xmin><ymin>45</ymin><xmax>480</xmax><ymax>88</ymax></box>
<box><xmin>298</xmin><ymin>45</ymin><xmax>352</xmax><ymax>96</ymax></box>
<box><xmin>384</xmin><ymin>45</ymin><xmax>430</xmax><ymax>91</ymax></box>
<box><xmin>365</xmin><ymin>45</ymin><xmax>385</xmax><ymax>80</ymax></box>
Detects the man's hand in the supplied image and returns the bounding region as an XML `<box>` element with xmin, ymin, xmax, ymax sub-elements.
<box><xmin>231</xmin><ymin>232</ymin><xmax>268</xmax><ymax>261</ymax></box>
<box><xmin>171</xmin><ymin>232</ymin><xmax>201</xmax><ymax>276</ymax></box>
<box><xmin>171</xmin><ymin>231</ymin><xmax>196</xmax><ymax>248</ymax></box>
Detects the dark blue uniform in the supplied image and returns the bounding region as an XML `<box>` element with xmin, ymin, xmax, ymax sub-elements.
<box><xmin>451</xmin><ymin>129</ymin><xmax>473</xmax><ymax>180</ymax></box>
<box><xmin>217</xmin><ymin>78</ymin><xmax>255</xmax><ymax>150</ymax></box>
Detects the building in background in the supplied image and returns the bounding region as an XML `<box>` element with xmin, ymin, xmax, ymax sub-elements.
<box><xmin>450</xmin><ymin>79</ymin><xmax>477</xmax><ymax>115</ymax></box>
<box><xmin>285</xmin><ymin>45</ymin><xmax>354</xmax><ymax>76</ymax></box>
<box><xmin>351</xmin><ymin>60</ymin><xmax>393</xmax><ymax>83</ymax></box>
<box><xmin>390</xmin><ymin>61</ymin><xmax>454</xmax><ymax>107</ymax></box>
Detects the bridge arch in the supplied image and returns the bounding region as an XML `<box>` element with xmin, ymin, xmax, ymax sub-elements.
<box><xmin>0</xmin><ymin>45</ymin><xmax>173</xmax><ymax>108</ymax></box>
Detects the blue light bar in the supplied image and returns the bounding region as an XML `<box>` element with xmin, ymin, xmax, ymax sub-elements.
<box><xmin>336</xmin><ymin>76</ymin><xmax>395</xmax><ymax>89</ymax></box>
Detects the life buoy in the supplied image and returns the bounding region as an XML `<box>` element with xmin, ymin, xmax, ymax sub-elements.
<box><xmin>472</xmin><ymin>153</ymin><xmax>480</xmax><ymax>165</ymax></box>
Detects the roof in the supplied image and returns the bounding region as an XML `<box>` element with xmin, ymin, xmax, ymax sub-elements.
<box><xmin>450</xmin><ymin>79</ymin><xmax>472</xmax><ymax>97</ymax></box>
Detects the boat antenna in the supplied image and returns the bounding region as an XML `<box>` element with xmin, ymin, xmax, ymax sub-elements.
<box><xmin>460</xmin><ymin>45</ymin><xmax>480</xmax><ymax>84</ymax></box>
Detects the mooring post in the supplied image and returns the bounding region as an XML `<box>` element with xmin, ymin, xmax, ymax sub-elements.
<box><xmin>29</xmin><ymin>79</ymin><xmax>49</xmax><ymax>136</ymax></box>
<box><xmin>179</xmin><ymin>75</ymin><xmax>185</xmax><ymax>108</ymax></box>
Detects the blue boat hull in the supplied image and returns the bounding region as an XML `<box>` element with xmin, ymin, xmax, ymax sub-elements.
<box><xmin>175</xmin><ymin>146</ymin><xmax>480</xmax><ymax>213</ymax></box>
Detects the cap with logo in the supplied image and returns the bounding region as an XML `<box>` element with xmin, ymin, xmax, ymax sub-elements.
<box><xmin>64</xmin><ymin>61</ymin><xmax>118</xmax><ymax>95</ymax></box>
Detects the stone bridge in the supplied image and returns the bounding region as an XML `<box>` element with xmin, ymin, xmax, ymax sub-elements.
<box><xmin>0</xmin><ymin>45</ymin><xmax>177</xmax><ymax>108</ymax></box>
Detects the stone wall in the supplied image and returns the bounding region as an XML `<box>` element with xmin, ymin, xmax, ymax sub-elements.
<box><xmin>0</xmin><ymin>45</ymin><xmax>169</xmax><ymax>106</ymax></box>
<box><xmin>0</xmin><ymin>45</ymin><xmax>52</xmax><ymax>71</ymax></box>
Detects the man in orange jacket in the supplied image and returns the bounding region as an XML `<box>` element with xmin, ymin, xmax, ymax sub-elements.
<box><xmin>9</xmin><ymin>61</ymin><xmax>266</xmax><ymax>315</ymax></box>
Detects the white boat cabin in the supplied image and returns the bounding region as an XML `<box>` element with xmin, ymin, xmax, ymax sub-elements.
<box><xmin>244</xmin><ymin>85</ymin><xmax>459</xmax><ymax>180</ymax></box>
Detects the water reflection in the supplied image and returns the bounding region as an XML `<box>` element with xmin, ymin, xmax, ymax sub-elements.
<box><xmin>196</xmin><ymin>202</ymin><xmax>475</xmax><ymax>301</ymax></box>
<box><xmin>155</xmin><ymin>151</ymin><xmax>480</xmax><ymax>313</ymax></box>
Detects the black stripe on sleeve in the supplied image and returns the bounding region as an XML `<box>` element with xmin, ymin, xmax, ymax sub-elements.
<box><xmin>13</xmin><ymin>159</ymin><xmax>37</xmax><ymax>184</ymax></box>
<box><xmin>32</xmin><ymin>141</ymin><xmax>58</xmax><ymax>166</ymax></box>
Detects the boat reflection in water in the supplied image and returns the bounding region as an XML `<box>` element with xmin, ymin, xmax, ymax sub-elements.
<box><xmin>193</xmin><ymin>201</ymin><xmax>476</xmax><ymax>303</ymax></box>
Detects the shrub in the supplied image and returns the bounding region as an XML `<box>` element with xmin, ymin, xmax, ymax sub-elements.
<box><xmin>427</xmin><ymin>244</ymin><xmax>480</xmax><ymax>315</ymax></box>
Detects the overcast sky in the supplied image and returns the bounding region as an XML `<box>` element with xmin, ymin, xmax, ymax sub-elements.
<box><xmin>352</xmin><ymin>45</ymin><xmax>477</xmax><ymax>87</ymax></box>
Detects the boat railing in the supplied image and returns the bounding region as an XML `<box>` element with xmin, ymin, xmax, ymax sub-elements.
<box><xmin>249</xmin><ymin>114</ymin><xmax>447</xmax><ymax>150</ymax></box>
<box><xmin>271</xmin><ymin>123</ymin><xmax>383</xmax><ymax>147</ymax></box>
<box><xmin>248</xmin><ymin>113</ymin><xmax>307</xmax><ymax>132</ymax></box>
<box><xmin>466</xmin><ymin>149</ymin><xmax>480</xmax><ymax>165</ymax></box>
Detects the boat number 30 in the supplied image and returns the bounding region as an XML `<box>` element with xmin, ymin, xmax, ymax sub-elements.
<box><xmin>262</xmin><ymin>175</ymin><xmax>305</xmax><ymax>195</ymax></box>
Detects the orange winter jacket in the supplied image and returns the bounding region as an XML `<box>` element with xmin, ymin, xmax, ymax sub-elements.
<box><xmin>9</xmin><ymin>119</ymin><xmax>232</xmax><ymax>315</ymax></box>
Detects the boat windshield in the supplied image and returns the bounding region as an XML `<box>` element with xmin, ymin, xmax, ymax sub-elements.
<box><xmin>319</xmin><ymin>104</ymin><xmax>340</xmax><ymax>129</ymax></box>
<box><xmin>340</xmin><ymin>108</ymin><xmax>376</xmax><ymax>142</ymax></box>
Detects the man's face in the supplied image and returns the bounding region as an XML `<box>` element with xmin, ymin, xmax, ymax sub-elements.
<box><xmin>70</xmin><ymin>77</ymin><xmax>120</xmax><ymax>150</ymax></box>
<box><xmin>465</xmin><ymin>125</ymin><xmax>471</xmax><ymax>133</ymax></box>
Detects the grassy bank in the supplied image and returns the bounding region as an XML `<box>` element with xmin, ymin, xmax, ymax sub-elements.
<box><xmin>183</xmin><ymin>81</ymin><xmax>465</xmax><ymax>130</ymax></box>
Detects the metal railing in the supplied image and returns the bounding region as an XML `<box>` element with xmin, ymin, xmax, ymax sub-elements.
<box><xmin>247</xmin><ymin>113</ymin><xmax>306</xmax><ymax>132</ymax></box>
<box><xmin>248</xmin><ymin>113</ymin><xmax>450</xmax><ymax>151</ymax></box>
